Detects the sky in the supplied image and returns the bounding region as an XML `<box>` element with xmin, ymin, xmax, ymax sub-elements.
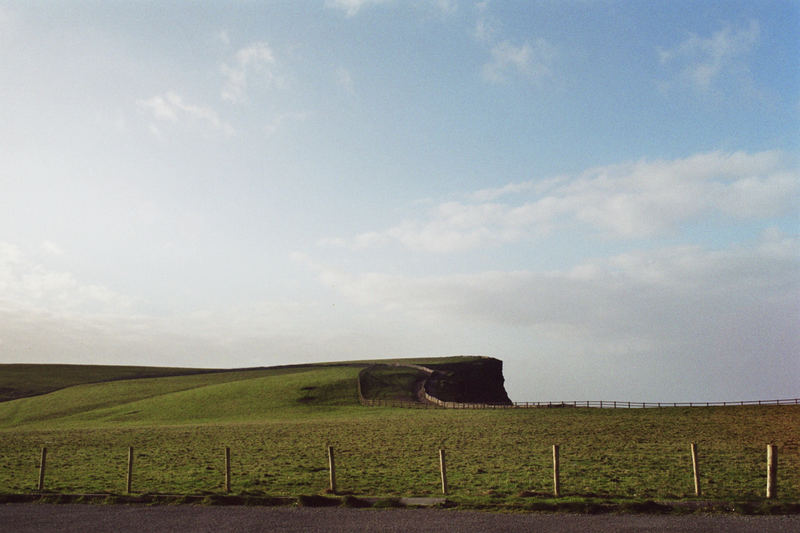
<box><xmin>1</xmin><ymin>0</ymin><xmax>798</xmax><ymax>402</ymax></box>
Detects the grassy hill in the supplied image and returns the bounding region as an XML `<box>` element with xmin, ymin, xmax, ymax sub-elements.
<box><xmin>0</xmin><ymin>358</ymin><xmax>797</xmax><ymax>507</ymax></box>
<box><xmin>0</xmin><ymin>365</ymin><xmax>363</xmax><ymax>429</ymax></box>
<box><xmin>0</xmin><ymin>356</ymin><xmax>484</xmax><ymax>403</ymax></box>
<box><xmin>0</xmin><ymin>364</ymin><xmax>221</xmax><ymax>403</ymax></box>
<box><xmin>0</xmin><ymin>356</ymin><xmax>499</xmax><ymax>428</ymax></box>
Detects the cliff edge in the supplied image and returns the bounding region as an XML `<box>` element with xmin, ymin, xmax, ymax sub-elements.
<box><xmin>425</xmin><ymin>357</ymin><xmax>512</xmax><ymax>405</ymax></box>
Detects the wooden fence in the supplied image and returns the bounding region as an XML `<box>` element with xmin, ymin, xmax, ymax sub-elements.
<box><xmin>361</xmin><ymin>397</ymin><xmax>800</xmax><ymax>409</ymax></box>
<box><xmin>358</xmin><ymin>363</ymin><xmax>799</xmax><ymax>409</ymax></box>
<box><xmin>357</xmin><ymin>363</ymin><xmax>516</xmax><ymax>409</ymax></box>
<box><xmin>29</xmin><ymin>442</ymin><xmax>784</xmax><ymax>500</ymax></box>
<box><xmin>512</xmin><ymin>398</ymin><xmax>800</xmax><ymax>408</ymax></box>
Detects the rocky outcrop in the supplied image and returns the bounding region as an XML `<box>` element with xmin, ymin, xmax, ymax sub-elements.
<box><xmin>359</xmin><ymin>356</ymin><xmax>512</xmax><ymax>407</ymax></box>
<box><xmin>424</xmin><ymin>357</ymin><xmax>512</xmax><ymax>405</ymax></box>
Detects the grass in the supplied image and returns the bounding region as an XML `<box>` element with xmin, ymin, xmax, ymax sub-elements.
<box><xmin>0</xmin><ymin>360</ymin><xmax>797</xmax><ymax>509</ymax></box>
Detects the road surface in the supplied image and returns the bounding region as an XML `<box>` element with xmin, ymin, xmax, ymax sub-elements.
<box><xmin>2</xmin><ymin>504</ymin><xmax>798</xmax><ymax>532</ymax></box>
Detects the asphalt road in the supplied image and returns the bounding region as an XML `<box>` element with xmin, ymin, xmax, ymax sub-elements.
<box><xmin>2</xmin><ymin>504</ymin><xmax>799</xmax><ymax>532</ymax></box>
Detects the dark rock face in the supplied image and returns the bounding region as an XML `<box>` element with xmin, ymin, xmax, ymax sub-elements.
<box><xmin>426</xmin><ymin>357</ymin><xmax>512</xmax><ymax>404</ymax></box>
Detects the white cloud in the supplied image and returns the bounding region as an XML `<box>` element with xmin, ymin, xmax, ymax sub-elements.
<box><xmin>138</xmin><ymin>91</ymin><xmax>234</xmax><ymax>137</ymax></box>
<box><xmin>472</xmin><ymin>1</ymin><xmax>555</xmax><ymax>84</ymax></box>
<box><xmin>482</xmin><ymin>39</ymin><xmax>555</xmax><ymax>84</ymax></box>
<box><xmin>386</xmin><ymin>201</ymin><xmax>539</xmax><ymax>252</ymax></box>
<box><xmin>40</xmin><ymin>241</ymin><xmax>64</xmax><ymax>256</ymax></box>
<box><xmin>138</xmin><ymin>93</ymin><xmax>179</xmax><ymax>122</ymax></box>
<box><xmin>659</xmin><ymin>20</ymin><xmax>760</xmax><ymax>92</ymax></box>
<box><xmin>216</xmin><ymin>29</ymin><xmax>231</xmax><ymax>47</ymax></box>
<box><xmin>565</xmin><ymin>150</ymin><xmax>796</xmax><ymax>236</ymax></box>
<box><xmin>0</xmin><ymin>275</ymin><xmax>409</xmax><ymax>370</ymax></box>
<box><xmin>472</xmin><ymin>3</ymin><xmax>554</xmax><ymax>85</ymax></box>
<box><xmin>327</xmin><ymin>0</ymin><xmax>388</xmax><ymax>17</ymax></box>
<box><xmin>473</xmin><ymin>15</ymin><xmax>498</xmax><ymax>44</ymax></box>
<box><xmin>327</xmin><ymin>0</ymin><xmax>456</xmax><ymax>17</ymax></box>
<box><xmin>0</xmin><ymin>5</ymin><xmax>17</xmax><ymax>41</ymax></box>
<box><xmin>0</xmin><ymin>242</ymin><xmax>130</xmax><ymax>314</ymax></box>
<box><xmin>303</xmin><ymin>234</ymin><xmax>799</xmax><ymax>400</ymax></box>
<box><xmin>471</xmin><ymin>179</ymin><xmax>550</xmax><ymax>201</ymax></box>
<box><xmin>0</xmin><ymin>5</ymin><xmax>12</xmax><ymax>28</ymax></box>
<box><xmin>221</xmin><ymin>42</ymin><xmax>280</xmax><ymax>104</ymax></box>
<box><xmin>264</xmin><ymin>111</ymin><xmax>311</xmax><ymax>136</ymax></box>
<box><xmin>336</xmin><ymin>67</ymin><xmax>355</xmax><ymax>95</ymax></box>
<box><xmin>311</xmin><ymin>236</ymin><xmax>799</xmax><ymax>327</ymax></box>
<box><xmin>0</xmin><ymin>245</ymin><xmax>379</xmax><ymax>368</ymax></box>
<box><xmin>328</xmin><ymin>150</ymin><xmax>798</xmax><ymax>252</ymax></box>
<box><xmin>433</xmin><ymin>0</ymin><xmax>458</xmax><ymax>15</ymax></box>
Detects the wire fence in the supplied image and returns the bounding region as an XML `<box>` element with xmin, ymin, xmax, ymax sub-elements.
<box><xmin>10</xmin><ymin>440</ymin><xmax>794</xmax><ymax>502</ymax></box>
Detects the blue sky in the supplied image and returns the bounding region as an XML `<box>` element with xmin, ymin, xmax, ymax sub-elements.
<box><xmin>1</xmin><ymin>1</ymin><xmax>798</xmax><ymax>401</ymax></box>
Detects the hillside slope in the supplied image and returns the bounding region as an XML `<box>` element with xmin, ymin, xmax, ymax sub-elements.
<box><xmin>0</xmin><ymin>356</ymin><xmax>511</xmax><ymax>429</ymax></box>
<box><xmin>0</xmin><ymin>365</ymin><xmax>362</xmax><ymax>429</ymax></box>
<box><xmin>0</xmin><ymin>364</ymin><xmax>221</xmax><ymax>402</ymax></box>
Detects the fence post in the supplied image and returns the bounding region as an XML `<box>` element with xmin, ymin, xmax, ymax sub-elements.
<box><xmin>328</xmin><ymin>446</ymin><xmax>337</xmax><ymax>494</ymax></box>
<box><xmin>439</xmin><ymin>449</ymin><xmax>448</xmax><ymax>494</ymax></box>
<box><xmin>690</xmin><ymin>443</ymin><xmax>700</xmax><ymax>496</ymax></box>
<box><xmin>552</xmin><ymin>444</ymin><xmax>560</xmax><ymax>497</ymax></box>
<box><xmin>225</xmin><ymin>447</ymin><xmax>231</xmax><ymax>493</ymax></box>
<box><xmin>767</xmin><ymin>444</ymin><xmax>777</xmax><ymax>499</ymax></box>
<box><xmin>126</xmin><ymin>447</ymin><xmax>134</xmax><ymax>494</ymax></box>
<box><xmin>37</xmin><ymin>447</ymin><xmax>47</xmax><ymax>492</ymax></box>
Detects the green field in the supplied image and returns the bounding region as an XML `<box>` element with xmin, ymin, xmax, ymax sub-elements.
<box><xmin>0</xmin><ymin>361</ymin><xmax>797</xmax><ymax>509</ymax></box>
